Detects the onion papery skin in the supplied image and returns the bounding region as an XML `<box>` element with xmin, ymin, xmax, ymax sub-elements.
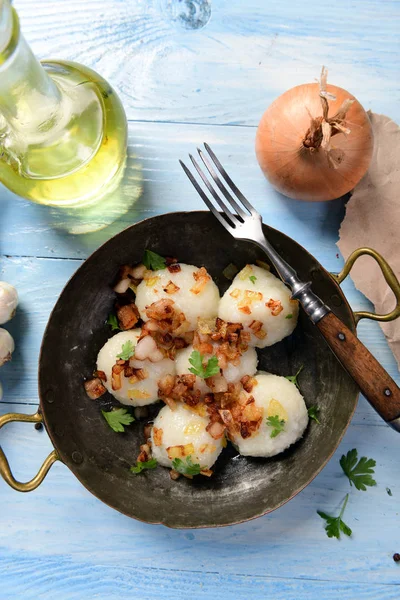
<box><xmin>255</xmin><ymin>83</ymin><xmax>374</xmax><ymax>202</ymax></box>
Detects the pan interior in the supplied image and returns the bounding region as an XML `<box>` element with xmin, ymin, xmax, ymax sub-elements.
<box><xmin>39</xmin><ymin>212</ymin><xmax>358</xmax><ymax>527</ymax></box>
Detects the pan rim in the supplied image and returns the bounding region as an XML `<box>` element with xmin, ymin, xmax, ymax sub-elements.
<box><xmin>38</xmin><ymin>210</ymin><xmax>359</xmax><ymax>528</ymax></box>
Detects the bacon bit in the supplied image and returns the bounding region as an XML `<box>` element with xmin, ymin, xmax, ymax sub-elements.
<box><xmin>204</xmin><ymin>393</ymin><xmax>215</xmax><ymax>404</ymax></box>
<box><xmin>179</xmin><ymin>374</ymin><xmax>196</xmax><ymax>389</ymax></box>
<box><xmin>266</xmin><ymin>298</ymin><xmax>283</xmax><ymax>316</ymax></box>
<box><xmin>163</xmin><ymin>397</ymin><xmax>177</xmax><ymax>411</ymax></box>
<box><xmin>113</xmin><ymin>364</ymin><xmax>125</xmax><ymax>374</ymax></box>
<box><xmin>124</xmin><ymin>365</ymin><xmax>135</xmax><ymax>378</ymax></box>
<box><xmin>238</xmin><ymin>305</ymin><xmax>251</xmax><ymax>315</ymax></box>
<box><xmin>190</xmin><ymin>267</ymin><xmax>211</xmax><ymax>295</ymax></box>
<box><xmin>163</xmin><ymin>280</ymin><xmax>180</xmax><ymax>295</ymax></box>
<box><xmin>197</xmin><ymin>342</ymin><xmax>214</xmax><ymax>355</ymax></box>
<box><xmin>200</xmin><ymin>469</ymin><xmax>213</xmax><ymax>477</ymax></box>
<box><xmin>135</xmin><ymin>335</ymin><xmax>164</xmax><ymax>362</ymax></box>
<box><xmin>165</xmin><ymin>256</ymin><xmax>178</xmax><ymax>266</ymax></box>
<box><xmin>93</xmin><ymin>370</ymin><xmax>107</xmax><ymax>382</ymax></box>
<box><xmin>173</xmin><ymin>337</ymin><xmax>187</xmax><ymax>350</ymax></box>
<box><xmin>206</xmin><ymin>374</ymin><xmax>228</xmax><ymax>393</ymax></box>
<box><xmin>169</xmin><ymin>469</ymin><xmax>181</xmax><ymax>480</ymax></box>
<box><xmin>135</xmin><ymin>368</ymin><xmax>148</xmax><ymax>381</ymax></box>
<box><xmin>182</xmin><ymin>331</ymin><xmax>195</xmax><ymax>344</ymax></box>
<box><xmin>240</xmin><ymin>422</ymin><xmax>251</xmax><ymax>439</ymax></box>
<box><xmin>158</xmin><ymin>374</ymin><xmax>176</xmax><ymax>397</ymax></box>
<box><xmin>131</xmin><ymin>263</ymin><xmax>147</xmax><ymax>279</ymax></box>
<box><xmin>244</xmin><ymin>290</ymin><xmax>263</xmax><ymax>302</ymax></box>
<box><xmin>167</xmin><ymin>443</ymin><xmax>194</xmax><ymax>459</ymax></box>
<box><xmin>116</xmin><ymin>303</ymin><xmax>140</xmax><ymax>330</ymax></box>
<box><xmin>153</xmin><ymin>427</ymin><xmax>163</xmax><ymax>446</ymax></box>
<box><xmin>111</xmin><ymin>364</ymin><xmax>124</xmax><ymax>390</ymax></box>
<box><xmin>238</xmin><ymin>265</ymin><xmax>253</xmax><ymax>280</ymax></box>
<box><xmin>167</xmin><ymin>263</ymin><xmax>181</xmax><ymax>274</ymax></box>
<box><xmin>145</xmin><ymin>276</ymin><xmax>159</xmax><ymax>287</ymax></box>
<box><xmin>206</xmin><ymin>421</ymin><xmax>226</xmax><ymax>440</ymax></box>
<box><xmin>144</xmin><ymin>424</ymin><xmax>153</xmax><ymax>440</ymax></box>
<box><xmin>84</xmin><ymin>378</ymin><xmax>106</xmax><ymax>400</ymax></box>
<box><xmin>137</xmin><ymin>443</ymin><xmax>151</xmax><ymax>463</ymax></box>
<box><xmin>219</xmin><ymin>409</ymin><xmax>234</xmax><ymax>426</ymax></box>
<box><xmin>114</xmin><ymin>265</ymin><xmax>137</xmax><ymax>293</ymax></box>
<box><xmin>241</xmin><ymin>375</ymin><xmax>255</xmax><ymax>393</ymax></box>
<box><xmin>241</xmin><ymin>402</ymin><xmax>263</xmax><ymax>423</ymax></box>
<box><xmin>229</xmin><ymin>288</ymin><xmax>241</xmax><ymax>299</ymax></box>
<box><xmin>146</xmin><ymin>298</ymin><xmax>175</xmax><ymax>320</ymax></box>
<box><xmin>116</xmin><ymin>359</ymin><xmax>126</xmax><ymax>366</ymax></box>
<box><xmin>245</xmin><ymin>396</ymin><xmax>255</xmax><ymax>405</ymax></box>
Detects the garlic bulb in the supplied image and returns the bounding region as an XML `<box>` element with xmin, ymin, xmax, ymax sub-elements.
<box><xmin>0</xmin><ymin>328</ymin><xmax>15</xmax><ymax>366</ymax></box>
<box><xmin>0</xmin><ymin>282</ymin><xmax>18</xmax><ymax>324</ymax></box>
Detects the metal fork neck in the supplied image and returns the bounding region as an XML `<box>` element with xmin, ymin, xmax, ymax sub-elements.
<box><xmin>253</xmin><ymin>237</ymin><xmax>330</xmax><ymax>324</ymax></box>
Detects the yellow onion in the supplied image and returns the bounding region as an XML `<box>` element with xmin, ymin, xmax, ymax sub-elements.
<box><xmin>255</xmin><ymin>68</ymin><xmax>373</xmax><ymax>201</ymax></box>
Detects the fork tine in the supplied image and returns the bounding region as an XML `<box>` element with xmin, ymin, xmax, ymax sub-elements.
<box><xmin>179</xmin><ymin>160</ymin><xmax>234</xmax><ymax>232</ymax></box>
<box><xmin>197</xmin><ymin>148</ymin><xmax>247</xmax><ymax>221</ymax></box>
<box><xmin>204</xmin><ymin>143</ymin><xmax>256</xmax><ymax>215</ymax></box>
<box><xmin>188</xmin><ymin>154</ymin><xmax>237</xmax><ymax>226</ymax></box>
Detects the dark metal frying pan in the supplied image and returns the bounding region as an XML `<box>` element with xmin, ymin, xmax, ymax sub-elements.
<box><xmin>1</xmin><ymin>212</ymin><xmax>399</xmax><ymax>528</ymax></box>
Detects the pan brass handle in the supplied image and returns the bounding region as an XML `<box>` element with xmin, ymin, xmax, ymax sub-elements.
<box><xmin>0</xmin><ymin>410</ymin><xmax>58</xmax><ymax>492</ymax></box>
<box><xmin>332</xmin><ymin>248</ymin><xmax>400</xmax><ymax>325</ymax></box>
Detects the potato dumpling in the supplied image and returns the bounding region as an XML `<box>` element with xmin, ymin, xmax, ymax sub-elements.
<box><xmin>175</xmin><ymin>343</ymin><xmax>258</xmax><ymax>395</ymax></box>
<box><xmin>135</xmin><ymin>264</ymin><xmax>220</xmax><ymax>331</ymax></box>
<box><xmin>230</xmin><ymin>372</ymin><xmax>308</xmax><ymax>457</ymax></box>
<box><xmin>151</xmin><ymin>403</ymin><xmax>224</xmax><ymax>470</ymax></box>
<box><xmin>97</xmin><ymin>330</ymin><xmax>175</xmax><ymax>406</ymax></box>
<box><xmin>218</xmin><ymin>264</ymin><xmax>298</xmax><ymax>348</ymax></box>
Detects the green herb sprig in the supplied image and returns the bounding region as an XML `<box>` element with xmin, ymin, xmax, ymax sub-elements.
<box><xmin>318</xmin><ymin>493</ymin><xmax>352</xmax><ymax>540</ymax></box>
<box><xmin>107</xmin><ymin>312</ymin><xmax>120</xmax><ymax>331</ymax></box>
<box><xmin>172</xmin><ymin>455</ymin><xmax>202</xmax><ymax>476</ymax></box>
<box><xmin>188</xmin><ymin>350</ymin><xmax>220</xmax><ymax>379</ymax></box>
<box><xmin>102</xmin><ymin>408</ymin><xmax>135</xmax><ymax>433</ymax></box>
<box><xmin>285</xmin><ymin>365</ymin><xmax>303</xmax><ymax>388</ymax></box>
<box><xmin>130</xmin><ymin>458</ymin><xmax>158</xmax><ymax>474</ymax></box>
<box><xmin>266</xmin><ymin>415</ymin><xmax>285</xmax><ymax>438</ymax></box>
<box><xmin>340</xmin><ymin>449</ymin><xmax>376</xmax><ymax>491</ymax></box>
<box><xmin>308</xmin><ymin>406</ymin><xmax>320</xmax><ymax>424</ymax></box>
<box><xmin>117</xmin><ymin>340</ymin><xmax>135</xmax><ymax>361</ymax></box>
<box><xmin>143</xmin><ymin>249</ymin><xmax>166</xmax><ymax>271</ymax></box>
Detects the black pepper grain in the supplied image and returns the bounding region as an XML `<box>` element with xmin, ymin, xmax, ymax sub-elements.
<box><xmin>393</xmin><ymin>553</ymin><xmax>400</xmax><ymax>563</ymax></box>
<box><xmin>34</xmin><ymin>422</ymin><xmax>43</xmax><ymax>431</ymax></box>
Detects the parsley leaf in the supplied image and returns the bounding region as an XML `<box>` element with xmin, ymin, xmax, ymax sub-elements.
<box><xmin>308</xmin><ymin>405</ymin><xmax>320</xmax><ymax>424</ymax></box>
<box><xmin>340</xmin><ymin>448</ymin><xmax>376</xmax><ymax>491</ymax></box>
<box><xmin>266</xmin><ymin>415</ymin><xmax>285</xmax><ymax>438</ymax></box>
<box><xmin>102</xmin><ymin>408</ymin><xmax>135</xmax><ymax>432</ymax></box>
<box><xmin>285</xmin><ymin>313</ymin><xmax>293</xmax><ymax>319</ymax></box>
<box><xmin>249</xmin><ymin>275</ymin><xmax>257</xmax><ymax>284</ymax></box>
<box><xmin>107</xmin><ymin>312</ymin><xmax>120</xmax><ymax>331</ymax></box>
<box><xmin>188</xmin><ymin>350</ymin><xmax>220</xmax><ymax>379</ymax></box>
<box><xmin>116</xmin><ymin>340</ymin><xmax>135</xmax><ymax>361</ymax></box>
<box><xmin>285</xmin><ymin>365</ymin><xmax>303</xmax><ymax>388</ymax></box>
<box><xmin>317</xmin><ymin>493</ymin><xmax>352</xmax><ymax>539</ymax></box>
<box><xmin>143</xmin><ymin>249</ymin><xmax>166</xmax><ymax>271</ymax></box>
<box><xmin>172</xmin><ymin>455</ymin><xmax>201</xmax><ymax>476</ymax></box>
<box><xmin>130</xmin><ymin>458</ymin><xmax>158</xmax><ymax>474</ymax></box>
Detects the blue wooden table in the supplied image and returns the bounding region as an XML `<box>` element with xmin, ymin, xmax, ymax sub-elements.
<box><xmin>1</xmin><ymin>1</ymin><xmax>399</xmax><ymax>598</ymax></box>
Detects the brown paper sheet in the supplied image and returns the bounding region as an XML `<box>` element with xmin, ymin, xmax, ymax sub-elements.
<box><xmin>338</xmin><ymin>112</ymin><xmax>400</xmax><ymax>369</ymax></box>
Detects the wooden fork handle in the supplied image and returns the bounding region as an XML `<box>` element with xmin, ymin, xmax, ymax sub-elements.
<box><xmin>316</xmin><ymin>312</ymin><xmax>400</xmax><ymax>430</ymax></box>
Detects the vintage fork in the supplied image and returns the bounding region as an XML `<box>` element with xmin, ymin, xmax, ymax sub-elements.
<box><xmin>180</xmin><ymin>143</ymin><xmax>400</xmax><ymax>431</ymax></box>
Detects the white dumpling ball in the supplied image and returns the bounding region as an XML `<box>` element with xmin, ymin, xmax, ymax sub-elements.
<box><xmin>135</xmin><ymin>264</ymin><xmax>220</xmax><ymax>331</ymax></box>
<box><xmin>97</xmin><ymin>330</ymin><xmax>175</xmax><ymax>406</ymax></box>
<box><xmin>175</xmin><ymin>343</ymin><xmax>258</xmax><ymax>395</ymax></box>
<box><xmin>230</xmin><ymin>372</ymin><xmax>308</xmax><ymax>457</ymax></box>
<box><xmin>218</xmin><ymin>264</ymin><xmax>298</xmax><ymax>348</ymax></box>
<box><xmin>0</xmin><ymin>282</ymin><xmax>18</xmax><ymax>325</ymax></box>
<box><xmin>0</xmin><ymin>328</ymin><xmax>15</xmax><ymax>367</ymax></box>
<box><xmin>151</xmin><ymin>402</ymin><xmax>224</xmax><ymax>470</ymax></box>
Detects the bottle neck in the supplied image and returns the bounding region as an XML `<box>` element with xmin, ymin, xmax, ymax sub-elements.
<box><xmin>0</xmin><ymin>3</ymin><xmax>62</xmax><ymax>135</ymax></box>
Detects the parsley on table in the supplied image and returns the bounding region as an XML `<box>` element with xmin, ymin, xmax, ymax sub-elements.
<box><xmin>172</xmin><ymin>455</ymin><xmax>202</xmax><ymax>476</ymax></box>
<box><xmin>317</xmin><ymin>493</ymin><xmax>352</xmax><ymax>540</ymax></box>
<box><xmin>101</xmin><ymin>408</ymin><xmax>135</xmax><ymax>433</ymax></box>
<box><xmin>249</xmin><ymin>275</ymin><xmax>257</xmax><ymax>284</ymax></box>
<box><xmin>130</xmin><ymin>458</ymin><xmax>158</xmax><ymax>474</ymax></box>
<box><xmin>340</xmin><ymin>448</ymin><xmax>376</xmax><ymax>491</ymax></box>
<box><xmin>143</xmin><ymin>249</ymin><xmax>166</xmax><ymax>271</ymax></box>
<box><xmin>116</xmin><ymin>340</ymin><xmax>135</xmax><ymax>361</ymax></box>
<box><xmin>285</xmin><ymin>365</ymin><xmax>303</xmax><ymax>388</ymax></box>
<box><xmin>188</xmin><ymin>350</ymin><xmax>220</xmax><ymax>379</ymax></box>
<box><xmin>285</xmin><ymin>313</ymin><xmax>293</xmax><ymax>319</ymax></box>
<box><xmin>107</xmin><ymin>312</ymin><xmax>120</xmax><ymax>331</ymax></box>
<box><xmin>308</xmin><ymin>405</ymin><xmax>320</xmax><ymax>424</ymax></box>
<box><xmin>266</xmin><ymin>415</ymin><xmax>285</xmax><ymax>438</ymax></box>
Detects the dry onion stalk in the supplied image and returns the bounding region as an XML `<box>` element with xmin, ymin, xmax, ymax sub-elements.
<box><xmin>255</xmin><ymin>67</ymin><xmax>373</xmax><ymax>201</ymax></box>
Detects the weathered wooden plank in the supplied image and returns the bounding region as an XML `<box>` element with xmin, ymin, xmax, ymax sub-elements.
<box><xmin>0</xmin><ymin>403</ymin><xmax>399</xmax><ymax>586</ymax></box>
<box><xmin>14</xmin><ymin>0</ymin><xmax>400</xmax><ymax>126</ymax></box>
<box><xmin>0</xmin><ymin>552</ymin><xmax>399</xmax><ymax>600</ymax></box>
